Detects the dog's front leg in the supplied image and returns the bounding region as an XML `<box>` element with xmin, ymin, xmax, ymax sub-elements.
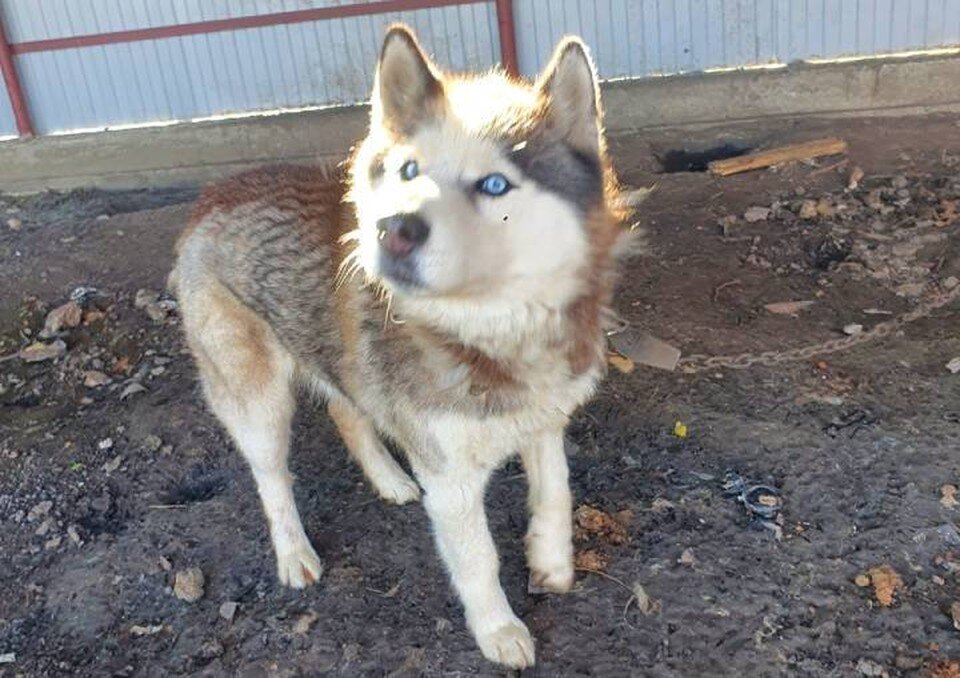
<box><xmin>417</xmin><ymin>465</ymin><xmax>536</xmax><ymax>669</ymax></box>
<box><xmin>520</xmin><ymin>430</ymin><xmax>574</xmax><ymax>592</ymax></box>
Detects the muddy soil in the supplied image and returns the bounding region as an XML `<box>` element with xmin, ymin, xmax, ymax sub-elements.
<box><xmin>1</xmin><ymin>113</ymin><xmax>960</xmax><ymax>677</ymax></box>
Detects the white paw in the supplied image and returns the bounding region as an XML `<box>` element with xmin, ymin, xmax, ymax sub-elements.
<box><xmin>475</xmin><ymin>620</ymin><xmax>536</xmax><ymax>669</ymax></box>
<box><xmin>275</xmin><ymin>539</ymin><xmax>323</xmax><ymax>589</ymax></box>
<box><xmin>527</xmin><ymin>537</ymin><xmax>574</xmax><ymax>593</ymax></box>
<box><xmin>371</xmin><ymin>468</ymin><xmax>421</xmax><ymax>505</ymax></box>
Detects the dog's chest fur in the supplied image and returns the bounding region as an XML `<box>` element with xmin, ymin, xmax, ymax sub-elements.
<box><xmin>180</xmin><ymin>165</ymin><xmax>605</xmax><ymax>469</ymax></box>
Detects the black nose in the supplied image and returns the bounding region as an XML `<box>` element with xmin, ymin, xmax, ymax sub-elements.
<box><xmin>376</xmin><ymin>213</ymin><xmax>430</xmax><ymax>257</ymax></box>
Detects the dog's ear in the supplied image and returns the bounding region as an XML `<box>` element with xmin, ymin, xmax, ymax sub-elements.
<box><xmin>536</xmin><ymin>38</ymin><xmax>602</xmax><ymax>155</ymax></box>
<box><xmin>372</xmin><ymin>25</ymin><xmax>443</xmax><ymax>134</ymax></box>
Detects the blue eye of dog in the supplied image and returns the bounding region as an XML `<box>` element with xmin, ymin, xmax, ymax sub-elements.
<box><xmin>476</xmin><ymin>173</ymin><xmax>513</xmax><ymax>197</ymax></box>
<box><xmin>399</xmin><ymin>160</ymin><xmax>419</xmax><ymax>181</ymax></box>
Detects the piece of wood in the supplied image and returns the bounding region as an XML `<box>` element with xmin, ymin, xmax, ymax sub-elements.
<box><xmin>708</xmin><ymin>138</ymin><xmax>848</xmax><ymax>176</ymax></box>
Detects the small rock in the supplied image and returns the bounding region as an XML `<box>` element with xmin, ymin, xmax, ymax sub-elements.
<box><xmin>144</xmin><ymin>303</ymin><xmax>169</xmax><ymax>323</ymax></box>
<box><xmin>219</xmin><ymin>601</ymin><xmax>239</xmax><ymax>622</ymax></box>
<box><xmin>91</xmin><ymin>491</ymin><xmax>112</xmax><ymax>513</ymax></box>
<box><xmin>39</xmin><ymin>301</ymin><xmax>83</xmax><ymax>338</ymax></box>
<box><xmin>0</xmin><ymin>653</ymin><xmax>14</xmax><ymax>664</ymax></box>
<box><xmin>120</xmin><ymin>382</ymin><xmax>146</xmax><ymax>400</ymax></box>
<box><xmin>942</xmin><ymin>484</ymin><xmax>959</xmax><ymax>508</ymax></box>
<box><xmin>103</xmin><ymin>455</ymin><xmax>122</xmax><ymax>474</ymax></box>
<box><xmin>20</xmin><ymin>340</ymin><xmax>67</xmax><ymax>363</ymax></box>
<box><xmin>199</xmin><ymin>640</ymin><xmax>224</xmax><ymax>659</ymax></box>
<box><xmin>815</xmin><ymin>198</ymin><xmax>835</xmax><ymax>218</ymax></box>
<box><xmin>891</xmin><ymin>175</ymin><xmax>909</xmax><ymax>189</ymax></box>
<box><xmin>173</xmin><ymin>567</ymin><xmax>205</xmax><ymax>602</ymax></box>
<box><xmin>895</xmin><ymin>282</ymin><xmax>926</xmax><ymax>298</ymax></box>
<box><xmin>82</xmin><ymin>309</ymin><xmax>106</xmax><ymax>325</ymax></box>
<box><xmin>856</xmin><ymin>658</ymin><xmax>887</xmax><ymax>677</ymax></box>
<box><xmin>143</xmin><ymin>435</ymin><xmax>163</xmax><ymax>453</ymax></box>
<box><xmin>864</xmin><ymin>189</ymin><xmax>884</xmax><ymax>210</ymax></box>
<box><xmin>947</xmin><ymin>358</ymin><xmax>960</xmax><ymax>374</ymax></box>
<box><xmin>135</xmin><ymin>289</ymin><xmax>171</xmax><ymax>322</ymax></box>
<box><xmin>292</xmin><ymin>610</ymin><xmax>319</xmax><ymax>634</ymax></box>
<box><xmin>44</xmin><ymin>536</ymin><xmax>62</xmax><ymax>550</ymax></box>
<box><xmin>96</xmin><ymin>214</ymin><xmax>110</xmax><ymax>221</ymax></box>
<box><xmin>67</xmin><ymin>525</ymin><xmax>83</xmax><ymax>546</ymax></box>
<box><xmin>35</xmin><ymin>517</ymin><xmax>55</xmax><ymax>536</ymax></box>
<box><xmin>798</xmin><ymin>200</ymin><xmax>819</xmax><ymax>219</ymax></box>
<box><xmin>130</xmin><ymin>624</ymin><xmax>165</xmax><ymax>637</ymax></box>
<box><xmin>83</xmin><ymin>370</ymin><xmax>112</xmax><ymax>388</ymax></box>
<box><xmin>743</xmin><ymin>206</ymin><xmax>771</xmax><ymax>223</ymax></box>
<box><xmin>7</xmin><ymin>217</ymin><xmax>21</xmax><ymax>231</ymax></box>
<box><xmin>158</xmin><ymin>556</ymin><xmax>173</xmax><ymax>572</ymax></box>
<box><xmin>943</xmin><ymin>276</ymin><xmax>959</xmax><ymax>290</ymax></box>
<box><xmin>678</xmin><ymin>548</ymin><xmax>695</xmax><ymax>566</ymax></box>
<box><xmin>894</xmin><ymin>653</ymin><xmax>923</xmax><ymax>671</ymax></box>
<box><xmin>98</xmin><ymin>438</ymin><xmax>114</xmax><ymax>451</ymax></box>
<box><xmin>134</xmin><ymin>289</ymin><xmax>160</xmax><ymax>309</ymax></box>
<box><xmin>949</xmin><ymin>600</ymin><xmax>960</xmax><ymax>631</ymax></box>
<box><xmin>843</xmin><ymin>323</ymin><xmax>864</xmax><ymax>336</ymax></box>
<box><xmin>631</xmin><ymin>582</ymin><xmax>661</xmax><ymax>616</ymax></box>
<box><xmin>27</xmin><ymin>500</ymin><xmax>53</xmax><ymax>522</ymax></box>
<box><xmin>847</xmin><ymin>165</ymin><xmax>864</xmax><ymax>190</ymax></box>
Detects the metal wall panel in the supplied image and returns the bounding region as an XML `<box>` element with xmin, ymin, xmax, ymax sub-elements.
<box><xmin>0</xmin><ymin>0</ymin><xmax>500</xmax><ymax>134</ymax></box>
<box><xmin>514</xmin><ymin>0</ymin><xmax>960</xmax><ymax>77</ymax></box>
<box><xmin>0</xmin><ymin>0</ymin><xmax>958</xmax><ymax>136</ymax></box>
<box><xmin>0</xmin><ymin>81</ymin><xmax>17</xmax><ymax>137</ymax></box>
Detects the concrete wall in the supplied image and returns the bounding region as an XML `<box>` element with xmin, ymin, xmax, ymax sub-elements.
<box><xmin>0</xmin><ymin>52</ymin><xmax>958</xmax><ymax>193</ymax></box>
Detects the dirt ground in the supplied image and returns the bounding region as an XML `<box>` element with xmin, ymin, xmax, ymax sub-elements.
<box><xmin>2</xmin><ymin>112</ymin><xmax>960</xmax><ymax>677</ymax></box>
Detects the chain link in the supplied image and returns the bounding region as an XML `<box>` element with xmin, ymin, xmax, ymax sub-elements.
<box><xmin>678</xmin><ymin>283</ymin><xmax>960</xmax><ymax>373</ymax></box>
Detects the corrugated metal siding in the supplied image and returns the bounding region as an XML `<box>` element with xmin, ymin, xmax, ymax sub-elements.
<box><xmin>0</xmin><ymin>0</ymin><xmax>500</xmax><ymax>134</ymax></box>
<box><xmin>0</xmin><ymin>79</ymin><xmax>16</xmax><ymax>137</ymax></box>
<box><xmin>515</xmin><ymin>0</ymin><xmax>960</xmax><ymax>77</ymax></box>
<box><xmin>0</xmin><ymin>0</ymin><xmax>958</xmax><ymax>136</ymax></box>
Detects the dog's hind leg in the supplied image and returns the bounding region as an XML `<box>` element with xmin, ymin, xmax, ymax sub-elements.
<box><xmin>520</xmin><ymin>430</ymin><xmax>574</xmax><ymax>593</ymax></box>
<box><xmin>327</xmin><ymin>398</ymin><xmax>420</xmax><ymax>504</ymax></box>
<box><xmin>183</xmin><ymin>281</ymin><xmax>322</xmax><ymax>589</ymax></box>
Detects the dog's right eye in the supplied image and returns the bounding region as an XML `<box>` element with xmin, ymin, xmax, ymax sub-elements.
<box><xmin>399</xmin><ymin>160</ymin><xmax>419</xmax><ymax>181</ymax></box>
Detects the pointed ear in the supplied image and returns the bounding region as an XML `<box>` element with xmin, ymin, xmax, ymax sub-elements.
<box><xmin>371</xmin><ymin>25</ymin><xmax>444</xmax><ymax>134</ymax></box>
<box><xmin>536</xmin><ymin>38</ymin><xmax>603</xmax><ymax>155</ymax></box>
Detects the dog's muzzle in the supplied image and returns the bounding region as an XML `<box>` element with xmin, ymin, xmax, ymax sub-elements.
<box><xmin>376</xmin><ymin>213</ymin><xmax>430</xmax><ymax>286</ymax></box>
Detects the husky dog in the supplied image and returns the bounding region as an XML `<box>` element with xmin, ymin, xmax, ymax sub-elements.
<box><xmin>171</xmin><ymin>24</ymin><xmax>628</xmax><ymax>668</ymax></box>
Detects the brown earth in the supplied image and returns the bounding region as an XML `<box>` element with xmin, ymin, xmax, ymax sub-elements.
<box><xmin>1</xmin><ymin>112</ymin><xmax>960</xmax><ymax>676</ymax></box>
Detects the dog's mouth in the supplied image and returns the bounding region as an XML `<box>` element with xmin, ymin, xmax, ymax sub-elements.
<box><xmin>377</xmin><ymin>250</ymin><xmax>425</xmax><ymax>290</ymax></box>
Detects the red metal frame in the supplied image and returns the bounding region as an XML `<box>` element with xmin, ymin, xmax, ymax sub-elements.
<box><xmin>0</xmin><ymin>17</ymin><xmax>32</xmax><ymax>137</ymax></box>
<box><xmin>0</xmin><ymin>0</ymin><xmax>519</xmax><ymax>138</ymax></box>
<box><xmin>494</xmin><ymin>0</ymin><xmax>519</xmax><ymax>76</ymax></box>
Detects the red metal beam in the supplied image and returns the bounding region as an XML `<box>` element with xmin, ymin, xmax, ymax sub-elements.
<box><xmin>10</xmin><ymin>0</ymin><xmax>489</xmax><ymax>54</ymax></box>
<box><xmin>494</xmin><ymin>0</ymin><xmax>519</xmax><ymax>77</ymax></box>
<box><xmin>0</xmin><ymin>17</ymin><xmax>32</xmax><ymax>137</ymax></box>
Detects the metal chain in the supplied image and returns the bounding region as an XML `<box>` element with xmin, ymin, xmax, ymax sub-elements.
<box><xmin>678</xmin><ymin>282</ymin><xmax>960</xmax><ymax>373</ymax></box>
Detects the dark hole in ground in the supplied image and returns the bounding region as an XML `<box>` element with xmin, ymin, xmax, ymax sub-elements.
<box><xmin>161</xmin><ymin>468</ymin><xmax>231</xmax><ymax>505</ymax></box>
<box><xmin>806</xmin><ymin>234</ymin><xmax>853</xmax><ymax>269</ymax></box>
<box><xmin>657</xmin><ymin>143</ymin><xmax>753</xmax><ymax>173</ymax></box>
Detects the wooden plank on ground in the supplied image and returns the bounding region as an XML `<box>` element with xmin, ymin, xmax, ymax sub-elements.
<box><xmin>708</xmin><ymin>138</ymin><xmax>848</xmax><ymax>176</ymax></box>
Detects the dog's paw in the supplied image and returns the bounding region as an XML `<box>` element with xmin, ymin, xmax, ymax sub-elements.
<box><xmin>372</xmin><ymin>468</ymin><xmax>420</xmax><ymax>505</ymax></box>
<box><xmin>529</xmin><ymin>559</ymin><xmax>575</xmax><ymax>593</ymax></box>
<box><xmin>276</xmin><ymin>540</ymin><xmax>324</xmax><ymax>589</ymax></box>
<box><xmin>527</xmin><ymin>539</ymin><xmax>574</xmax><ymax>593</ymax></box>
<box><xmin>475</xmin><ymin>620</ymin><xmax>536</xmax><ymax>669</ymax></box>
